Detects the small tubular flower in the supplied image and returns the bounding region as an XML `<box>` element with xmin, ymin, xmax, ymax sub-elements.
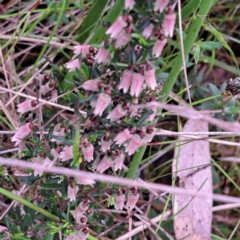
<box><xmin>95</xmin><ymin>48</ymin><xmax>111</xmax><ymax>64</ymax></box>
<box><xmin>93</xmin><ymin>93</ymin><xmax>111</xmax><ymax>116</ymax></box>
<box><xmin>152</xmin><ymin>38</ymin><xmax>167</xmax><ymax>57</ymax></box>
<box><xmin>68</xmin><ymin>183</ymin><xmax>79</xmax><ymax>202</ymax></box>
<box><xmin>163</xmin><ymin>13</ymin><xmax>176</xmax><ymax>37</ymax></box>
<box><xmin>33</xmin><ymin>157</ymin><xmax>54</xmax><ymax>177</ymax></box>
<box><xmin>154</xmin><ymin>0</ymin><xmax>169</xmax><ymax>12</ymax></box>
<box><xmin>66</xmin><ymin>59</ymin><xmax>81</xmax><ymax>72</ymax></box>
<box><xmin>115</xmin><ymin>30</ymin><xmax>131</xmax><ymax>48</ymax></box>
<box><xmin>59</xmin><ymin>145</ymin><xmax>73</xmax><ymax>161</ymax></box>
<box><xmin>114</xmin><ymin>190</ymin><xmax>125</xmax><ymax>210</ymax></box>
<box><xmin>144</xmin><ymin>66</ymin><xmax>157</xmax><ymax>90</ymax></box>
<box><xmin>81</xmin><ymin>79</ymin><xmax>102</xmax><ymax>92</ymax></box>
<box><xmin>106</xmin><ymin>16</ymin><xmax>127</xmax><ymax>39</ymax></box>
<box><xmin>40</xmin><ymin>81</ymin><xmax>55</xmax><ymax>95</ymax></box>
<box><xmin>73</xmin><ymin>45</ymin><xmax>91</xmax><ymax>56</ymax></box>
<box><xmin>81</xmin><ymin>141</ymin><xmax>94</xmax><ymax>162</ymax></box>
<box><xmin>142</xmin><ymin>127</ymin><xmax>156</xmax><ymax>143</ymax></box>
<box><xmin>130</xmin><ymin>73</ymin><xmax>145</xmax><ymax>98</ymax></box>
<box><xmin>125</xmin><ymin>0</ymin><xmax>135</xmax><ymax>10</ymax></box>
<box><xmin>75</xmin><ymin>176</ymin><xmax>95</xmax><ymax>186</ymax></box>
<box><xmin>11</xmin><ymin>122</ymin><xmax>34</xmax><ymax>146</ymax></box>
<box><xmin>99</xmin><ymin>135</ymin><xmax>112</xmax><ymax>152</ymax></box>
<box><xmin>118</xmin><ymin>70</ymin><xmax>133</xmax><ymax>93</ymax></box>
<box><xmin>76</xmin><ymin>200</ymin><xmax>90</xmax><ymax>215</ymax></box>
<box><xmin>142</xmin><ymin>23</ymin><xmax>154</xmax><ymax>38</ymax></box>
<box><xmin>114</xmin><ymin>151</ymin><xmax>125</xmax><ymax>171</ymax></box>
<box><xmin>114</xmin><ymin>128</ymin><xmax>132</xmax><ymax>146</ymax></box>
<box><xmin>126</xmin><ymin>188</ymin><xmax>139</xmax><ymax>210</ymax></box>
<box><xmin>125</xmin><ymin>134</ymin><xmax>144</xmax><ymax>155</ymax></box>
<box><xmin>106</xmin><ymin>104</ymin><xmax>128</xmax><ymax>120</ymax></box>
<box><xmin>96</xmin><ymin>156</ymin><xmax>114</xmax><ymax>173</ymax></box>
<box><xmin>17</xmin><ymin>99</ymin><xmax>38</xmax><ymax>114</ymax></box>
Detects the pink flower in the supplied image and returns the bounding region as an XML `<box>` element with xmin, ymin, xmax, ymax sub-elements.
<box><xmin>73</xmin><ymin>45</ymin><xmax>91</xmax><ymax>56</ymax></box>
<box><xmin>125</xmin><ymin>134</ymin><xmax>144</xmax><ymax>155</ymax></box>
<box><xmin>17</xmin><ymin>99</ymin><xmax>38</xmax><ymax>114</ymax></box>
<box><xmin>144</xmin><ymin>66</ymin><xmax>157</xmax><ymax>90</ymax></box>
<box><xmin>163</xmin><ymin>13</ymin><xmax>176</xmax><ymax>37</ymax></box>
<box><xmin>126</xmin><ymin>188</ymin><xmax>139</xmax><ymax>210</ymax></box>
<box><xmin>114</xmin><ymin>151</ymin><xmax>125</xmax><ymax>171</ymax></box>
<box><xmin>96</xmin><ymin>156</ymin><xmax>114</xmax><ymax>173</ymax></box>
<box><xmin>81</xmin><ymin>141</ymin><xmax>94</xmax><ymax>162</ymax></box>
<box><xmin>95</xmin><ymin>48</ymin><xmax>111</xmax><ymax>64</ymax></box>
<box><xmin>59</xmin><ymin>145</ymin><xmax>73</xmax><ymax>161</ymax></box>
<box><xmin>130</xmin><ymin>73</ymin><xmax>145</xmax><ymax>97</ymax></box>
<box><xmin>146</xmin><ymin>101</ymin><xmax>159</xmax><ymax>121</ymax></box>
<box><xmin>99</xmin><ymin>135</ymin><xmax>112</xmax><ymax>152</ymax></box>
<box><xmin>40</xmin><ymin>81</ymin><xmax>55</xmax><ymax>95</ymax></box>
<box><xmin>75</xmin><ymin>176</ymin><xmax>95</xmax><ymax>186</ymax></box>
<box><xmin>107</xmin><ymin>104</ymin><xmax>128</xmax><ymax>120</ymax></box>
<box><xmin>93</xmin><ymin>93</ymin><xmax>111</xmax><ymax>116</ymax></box>
<box><xmin>51</xmin><ymin>124</ymin><xmax>65</xmax><ymax>143</ymax></box>
<box><xmin>81</xmin><ymin>79</ymin><xmax>102</xmax><ymax>92</ymax></box>
<box><xmin>11</xmin><ymin>122</ymin><xmax>34</xmax><ymax>146</ymax></box>
<box><xmin>115</xmin><ymin>30</ymin><xmax>131</xmax><ymax>48</ymax></box>
<box><xmin>142</xmin><ymin>23</ymin><xmax>154</xmax><ymax>38</ymax></box>
<box><xmin>114</xmin><ymin>191</ymin><xmax>125</xmax><ymax>210</ymax></box>
<box><xmin>125</xmin><ymin>0</ymin><xmax>135</xmax><ymax>10</ymax></box>
<box><xmin>33</xmin><ymin>157</ymin><xmax>54</xmax><ymax>177</ymax></box>
<box><xmin>106</xmin><ymin>16</ymin><xmax>127</xmax><ymax>39</ymax></box>
<box><xmin>76</xmin><ymin>199</ymin><xmax>90</xmax><ymax>215</ymax></box>
<box><xmin>118</xmin><ymin>70</ymin><xmax>133</xmax><ymax>93</ymax></box>
<box><xmin>51</xmin><ymin>89</ymin><xmax>58</xmax><ymax>102</ymax></box>
<box><xmin>68</xmin><ymin>184</ymin><xmax>79</xmax><ymax>202</ymax></box>
<box><xmin>152</xmin><ymin>39</ymin><xmax>167</xmax><ymax>57</ymax></box>
<box><xmin>142</xmin><ymin>127</ymin><xmax>156</xmax><ymax>143</ymax></box>
<box><xmin>114</xmin><ymin>129</ymin><xmax>132</xmax><ymax>145</ymax></box>
<box><xmin>66</xmin><ymin>59</ymin><xmax>81</xmax><ymax>72</ymax></box>
<box><xmin>154</xmin><ymin>0</ymin><xmax>169</xmax><ymax>12</ymax></box>
<box><xmin>66</xmin><ymin>232</ymin><xmax>78</xmax><ymax>240</ymax></box>
<box><xmin>74</xmin><ymin>214</ymin><xmax>88</xmax><ymax>225</ymax></box>
<box><xmin>77</xmin><ymin>228</ymin><xmax>89</xmax><ymax>240</ymax></box>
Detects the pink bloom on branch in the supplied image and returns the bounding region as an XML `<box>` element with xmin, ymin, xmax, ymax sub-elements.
<box><xmin>106</xmin><ymin>16</ymin><xmax>127</xmax><ymax>39</ymax></box>
<box><xmin>81</xmin><ymin>141</ymin><xmax>94</xmax><ymax>162</ymax></box>
<box><xmin>59</xmin><ymin>145</ymin><xmax>73</xmax><ymax>161</ymax></box>
<box><xmin>142</xmin><ymin>23</ymin><xmax>154</xmax><ymax>38</ymax></box>
<box><xmin>115</xmin><ymin>30</ymin><xmax>132</xmax><ymax>48</ymax></box>
<box><xmin>152</xmin><ymin>38</ymin><xmax>167</xmax><ymax>57</ymax></box>
<box><xmin>142</xmin><ymin>127</ymin><xmax>156</xmax><ymax>143</ymax></box>
<box><xmin>107</xmin><ymin>104</ymin><xmax>128</xmax><ymax>120</ymax></box>
<box><xmin>114</xmin><ymin>191</ymin><xmax>125</xmax><ymax>210</ymax></box>
<box><xmin>125</xmin><ymin>0</ymin><xmax>135</xmax><ymax>10</ymax></box>
<box><xmin>75</xmin><ymin>176</ymin><xmax>95</xmax><ymax>186</ymax></box>
<box><xmin>154</xmin><ymin>0</ymin><xmax>169</xmax><ymax>12</ymax></box>
<box><xmin>66</xmin><ymin>59</ymin><xmax>81</xmax><ymax>72</ymax></box>
<box><xmin>114</xmin><ymin>151</ymin><xmax>125</xmax><ymax>171</ymax></box>
<box><xmin>163</xmin><ymin>13</ymin><xmax>176</xmax><ymax>38</ymax></box>
<box><xmin>130</xmin><ymin>73</ymin><xmax>145</xmax><ymax>98</ymax></box>
<box><xmin>95</xmin><ymin>48</ymin><xmax>111</xmax><ymax>64</ymax></box>
<box><xmin>33</xmin><ymin>157</ymin><xmax>54</xmax><ymax>177</ymax></box>
<box><xmin>144</xmin><ymin>66</ymin><xmax>157</xmax><ymax>90</ymax></box>
<box><xmin>68</xmin><ymin>184</ymin><xmax>79</xmax><ymax>202</ymax></box>
<box><xmin>17</xmin><ymin>99</ymin><xmax>38</xmax><ymax>114</ymax></box>
<box><xmin>99</xmin><ymin>135</ymin><xmax>113</xmax><ymax>152</ymax></box>
<box><xmin>118</xmin><ymin>70</ymin><xmax>133</xmax><ymax>93</ymax></box>
<box><xmin>125</xmin><ymin>134</ymin><xmax>144</xmax><ymax>155</ymax></box>
<box><xmin>81</xmin><ymin>79</ymin><xmax>102</xmax><ymax>92</ymax></box>
<box><xmin>73</xmin><ymin>45</ymin><xmax>91</xmax><ymax>57</ymax></box>
<box><xmin>11</xmin><ymin>122</ymin><xmax>34</xmax><ymax>146</ymax></box>
<box><xmin>40</xmin><ymin>81</ymin><xmax>55</xmax><ymax>95</ymax></box>
<box><xmin>93</xmin><ymin>93</ymin><xmax>111</xmax><ymax>116</ymax></box>
<box><xmin>76</xmin><ymin>200</ymin><xmax>90</xmax><ymax>215</ymax></box>
<box><xmin>114</xmin><ymin>128</ymin><xmax>132</xmax><ymax>146</ymax></box>
<box><xmin>96</xmin><ymin>156</ymin><xmax>114</xmax><ymax>173</ymax></box>
<box><xmin>126</xmin><ymin>189</ymin><xmax>139</xmax><ymax>210</ymax></box>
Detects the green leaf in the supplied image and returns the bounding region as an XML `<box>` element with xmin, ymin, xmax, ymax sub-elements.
<box><xmin>199</xmin><ymin>41</ymin><xmax>222</xmax><ymax>50</ymax></box>
<box><xmin>73</xmin><ymin>127</ymin><xmax>80</xmax><ymax>166</ymax></box>
<box><xmin>38</xmin><ymin>183</ymin><xmax>62</xmax><ymax>190</ymax></box>
<box><xmin>77</xmin><ymin>0</ymin><xmax>109</xmax><ymax>43</ymax></box>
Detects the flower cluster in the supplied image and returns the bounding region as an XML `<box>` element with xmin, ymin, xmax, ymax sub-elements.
<box><xmin>11</xmin><ymin>0</ymin><xmax>177</xmax><ymax>236</ymax></box>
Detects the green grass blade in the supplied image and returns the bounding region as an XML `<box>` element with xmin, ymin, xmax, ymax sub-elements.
<box><xmin>76</xmin><ymin>0</ymin><xmax>109</xmax><ymax>43</ymax></box>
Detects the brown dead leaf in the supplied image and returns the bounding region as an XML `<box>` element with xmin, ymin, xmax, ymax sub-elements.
<box><xmin>172</xmin><ymin>119</ymin><xmax>212</xmax><ymax>240</ymax></box>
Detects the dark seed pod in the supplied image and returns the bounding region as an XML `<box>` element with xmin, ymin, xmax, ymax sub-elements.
<box><xmin>224</xmin><ymin>77</ymin><xmax>240</xmax><ymax>96</ymax></box>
